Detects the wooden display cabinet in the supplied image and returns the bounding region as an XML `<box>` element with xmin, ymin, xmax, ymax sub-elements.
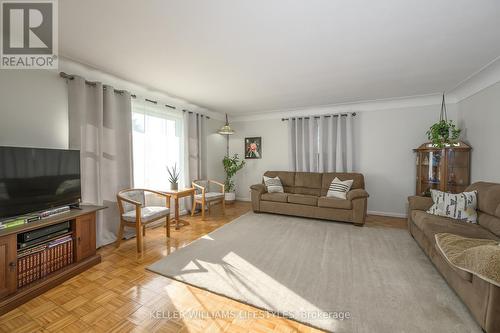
<box><xmin>414</xmin><ymin>141</ymin><xmax>471</xmax><ymax>196</ymax></box>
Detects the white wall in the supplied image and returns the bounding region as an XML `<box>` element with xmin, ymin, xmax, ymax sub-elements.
<box><xmin>355</xmin><ymin>105</ymin><xmax>456</xmax><ymax>216</ymax></box>
<box><xmin>457</xmin><ymin>82</ymin><xmax>500</xmax><ymax>183</ymax></box>
<box><xmin>229</xmin><ymin>119</ymin><xmax>289</xmax><ymax>200</ymax></box>
<box><xmin>0</xmin><ymin>70</ymin><xmax>68</xmax><ymax>149</ymax></box>
<box><xmin>229</xmin><ymin>105</ymin><xmax>458</xmax><ymax>217</ymax></box>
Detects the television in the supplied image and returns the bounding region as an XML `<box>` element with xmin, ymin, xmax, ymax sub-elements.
<box><xmin>0</xmin><ymin>146</ymin><xmax>81</xmax><ymax>220</ymax></box>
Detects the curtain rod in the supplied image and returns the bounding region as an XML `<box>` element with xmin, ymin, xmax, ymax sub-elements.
<box><xmin>182</xmin><ymin>109</ymin><xmax>208</xmax><ymax>118</ymax></box>
<box><xmin>143</xmin><ymin>98</ymin><xmax>176</xmax><ymax>110</ymax></box>
<box><xmin>59</xmin><ymin>72</ymin><xmax>210</xmax><ymax>119</ymax></box>
<box><xmin>59</xmin><ymin>71</ymin><xmax>134</xmax><ymax>96</ymax></box>
<box><xmin>281</xmin><ymin>112</ymin><xmax>356</xmax><ymax>121</ymax></box>
<box><xmin>59</xmin><ymin>72</ymin><xmax>175</xmax><ymax>108</ymax></box>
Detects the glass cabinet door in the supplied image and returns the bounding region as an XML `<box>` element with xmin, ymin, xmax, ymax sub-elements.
<box><xmin>418</xmin><ymin>150</ymin><xmax>443</xmax><ymax>196</ymax></box>
<box><xmin>415</xmin><ymin>142</ymin><xmax>471</xmax><ymax>196</ymax></box>
<box><xmin>446</xmin><ymin>149</ymin><xmax>469</xmax><ymax>193</ymax></box>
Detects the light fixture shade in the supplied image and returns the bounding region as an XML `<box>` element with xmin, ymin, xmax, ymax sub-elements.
<box><xmin>217</xmin><ymin>113</ymin><xmax>235</xmax><ymax>135</ymax></box>
<box><xmin>217</xmin><ymin>125</ymin><xmax>235</xmax><ymax>135</ymax></box>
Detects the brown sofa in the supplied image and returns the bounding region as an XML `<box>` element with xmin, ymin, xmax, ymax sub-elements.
<box><xmin>408</xmin><ymin>182</ymin><xmax>500</xmax><ymax>333</ymax></box>
<box><xmin>250</xmin><ymin>171</ymin><xmax>369</xmax><ymax>225</ymax></box>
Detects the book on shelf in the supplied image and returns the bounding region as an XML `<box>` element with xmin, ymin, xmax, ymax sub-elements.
<box><xmin>18</xmin><ymin>243</ymin><xmax>48</xmax><ymax>257</ymax></box>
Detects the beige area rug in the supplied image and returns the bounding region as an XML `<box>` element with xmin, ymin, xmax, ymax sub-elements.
<box><xmin>148</xmin><ymin>212</ymin><xmax>482</xmax><ymax>332</ymax></box>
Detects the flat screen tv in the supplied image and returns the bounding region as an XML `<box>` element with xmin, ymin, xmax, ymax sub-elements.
<box><xmin>0</xmin><ymin>146</ymin><xmax>81</xmax><ymax>220</ymax></box>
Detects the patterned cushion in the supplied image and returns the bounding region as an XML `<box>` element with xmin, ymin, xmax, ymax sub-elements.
<box><xmin>122</xmin><ymin>206</ymin><xmax>170</xmax><ymax>223</ymax></box>
<box><xmin>427</xmin><ymin>190</ymin><xmax>478</xmax><ymax>223</ymax></box>
<box><xmin>195</xmin><ymin>192</ymin><xmax>224</xmax><ymax>201</ymax></box>
<box><xmin>326</xmin><ymin>177</ymin><xmax>353</xmax><ymax>199</ymax></box>
<box><xmin>263</xmin><ymin>176</ymin><xmax>284</xmax><ymax>193</ymax></box>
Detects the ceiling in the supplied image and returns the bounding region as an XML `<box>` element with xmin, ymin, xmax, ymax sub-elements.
<box><xmin>59</xmin><ymin>0</ymin><xmax>500</xmax><ymax>114</ymax></box>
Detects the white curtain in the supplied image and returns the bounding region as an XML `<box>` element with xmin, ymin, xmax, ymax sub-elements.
<box><xmin>183</xmin><ymin>112</ymin><xmax>207</xmax><ymax>210</ymax></box>
<box><xmin>288</xmin><ymin>113</ymin><xmax>354</xmax><ymax>172</ymax></box>
<box><xmin>68</xmin><ymin>76</ymin><xmax>133</xmax><ymax>247</ymax></box>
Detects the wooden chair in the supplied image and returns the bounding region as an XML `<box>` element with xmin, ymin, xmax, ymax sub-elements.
<box><xmin>116</xmin><ymin>189</ymin><xmax>171</xmax><ymax>253</ymax></box>
<box><xmin>191</xmin><ymin>180</ymin><xmax>225</xmax><ymax>220</ymax></box>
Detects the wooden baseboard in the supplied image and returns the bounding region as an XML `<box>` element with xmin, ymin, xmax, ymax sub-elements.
<box><xmin>0</xmin><ymin>254</ymin><xmax>101</xmax><ymax>316</ymax></box>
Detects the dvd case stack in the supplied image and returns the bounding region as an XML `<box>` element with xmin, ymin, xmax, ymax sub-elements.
<box><xmin>17</xmin><ymin>235</ymin><xmax>74</xmax><ymax>288</ymax></box>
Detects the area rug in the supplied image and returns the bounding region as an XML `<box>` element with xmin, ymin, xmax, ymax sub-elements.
<box><xmin>148</xmin><ymin>212</ymin><xmax>482</xmax><ymax>332</ymax></box>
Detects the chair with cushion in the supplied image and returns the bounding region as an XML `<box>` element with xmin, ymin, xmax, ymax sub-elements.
<box><xmin>191</xmin><ymin>180</ymin><xmax>225</xmax><ymax>220</ymax></box>
<box><xmin>116</xmin><ymin>189</ymin><xmax>171</xmax><ymax>252</ymax></box>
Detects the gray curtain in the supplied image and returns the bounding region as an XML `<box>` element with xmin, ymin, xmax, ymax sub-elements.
<box><xmin>183</xmin><ymin>112</ymin><xmax>207</xmax><ymax>211</ymax></box>
<box><xmin>68</xmin><ymin>76</ymin><xmax>133</xmax><ymax>247</ymax></box>
<box><xmin>288</xmin><ymin>113</ymin><xmax>354</xmax><ymax>172</ymax></box>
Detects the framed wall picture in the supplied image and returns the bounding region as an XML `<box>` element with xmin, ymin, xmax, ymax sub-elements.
<box><xmin>244</xmin><ymin>137</ymin><xmax>262</xmax><ymax>159</ymax></box>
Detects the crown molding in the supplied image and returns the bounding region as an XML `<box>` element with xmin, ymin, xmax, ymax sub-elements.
<box><xmin>59</xmin><ymin>56</ymin><xmax>225</xmax><ymax>121</ymax></box>
<box><xmin>448</xmin><ymin>55</ymin><xmax>500</xmax><ymax>103</ymax></box>
<box><xmin>231</xmin><ymin>93</ymin><xmax>445</xmax><ymax>122</ymax></box>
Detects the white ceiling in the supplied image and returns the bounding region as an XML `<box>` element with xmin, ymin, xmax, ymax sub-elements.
<box><xmin>59</xmin><ymin>0</ymin><xmax>500</xmax><ymax>114</ymax></box>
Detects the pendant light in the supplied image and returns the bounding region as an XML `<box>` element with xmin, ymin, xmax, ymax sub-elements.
<box><xmin>218</xmin><ymin>113</ymin><xmax>235</xmax><ymax>156</ymax></box>
<box><xmin>217</xmin><ymin>114</ymin><xmax>235</xmax><ymax>135</ymax></box>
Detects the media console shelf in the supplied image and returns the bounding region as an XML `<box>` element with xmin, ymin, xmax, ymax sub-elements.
<box><xmin>0</xmin><ymin>205</ymin><xmax>105</xmax><ymax>315</ymax></box>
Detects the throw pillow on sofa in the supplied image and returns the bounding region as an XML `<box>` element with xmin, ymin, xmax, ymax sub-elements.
<box><xmin>427</xmin><ymin>189</ymin><xmax>478</xmax><ymax>223</ymax></box>
<box><xmin>327</xmin><ymin>177</ymin><xmax>354</xmax><ymax>200</ymax></box>
<box><xmin>263</xmin><ymin>176</ymin><xmax>284</xmax><ymax>193</ymax></box>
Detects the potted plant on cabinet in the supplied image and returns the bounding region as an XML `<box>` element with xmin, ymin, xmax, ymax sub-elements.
<box><xmin>166</xmin><ymin>164</ymin><xmax>180</xmax><ymax>190</ymax></box>
<box><xmin>223</xmin><ymin>154</ymin><xmax>245</xmax><ymax>203</ymax></box>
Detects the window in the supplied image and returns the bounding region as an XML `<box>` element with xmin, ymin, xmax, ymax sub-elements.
<box><xmin>132</xmin><ymin>101</ymin><xmax>184</xmax><ymax>190</ymax></box>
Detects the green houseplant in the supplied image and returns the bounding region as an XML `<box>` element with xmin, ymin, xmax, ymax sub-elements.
<box><xmin>426</xmin><ymin>94</ymin><xmax>461</xmax><ymax>148</ymax></box>
<box><xmin>426</xmin><ymin>120</ymin><xmax>461</xmax><ymax>148</ymax></box>
<box><xmin>223</xmin><ymin>154</ymin><xmax>245</xmax><ymax>202</ymax></box>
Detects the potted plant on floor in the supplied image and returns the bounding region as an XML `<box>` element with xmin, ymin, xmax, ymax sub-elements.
<box><xmin>167</xmin><ymin>164</ymin><xmax>180</xmax><ymax>190</ymax></box>
<box><xmin>223</xmin><ymin>154</ymin><xmax>245</xmax><ymax>203</ymax></box>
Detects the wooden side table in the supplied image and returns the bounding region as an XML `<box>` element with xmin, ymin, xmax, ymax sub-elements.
<box><xmin>162</xmin><ymin>188</ymin><xmax>195</xmax><ymax>230</ymax></box>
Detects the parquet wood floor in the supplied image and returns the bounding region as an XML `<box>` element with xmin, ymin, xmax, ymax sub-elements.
<box><xmin>0</xmin><ymin>202</ymin><xmax>406</xmax><ymax>333</ymax></box>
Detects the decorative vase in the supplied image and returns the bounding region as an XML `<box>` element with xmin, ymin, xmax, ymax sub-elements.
<box><xmin>225</xmin><ymin>192</ymin><xmax>236</xmax><ymax>203</ymax></box>
<box><xmin>170</xmin><ymin>182</ymin><xmax>178</xmax><ymax>191</ymax></box>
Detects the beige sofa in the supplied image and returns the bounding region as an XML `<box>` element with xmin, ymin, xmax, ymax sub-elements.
<box><xmin>250</xmin><ymin>171</ymin><xmax>369</xmax><ymax>225</ymax></box>
<box><xmin>408</xmin><ymin>182</ymin><xmax>500</xmax><ymax>333</ymax></box>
